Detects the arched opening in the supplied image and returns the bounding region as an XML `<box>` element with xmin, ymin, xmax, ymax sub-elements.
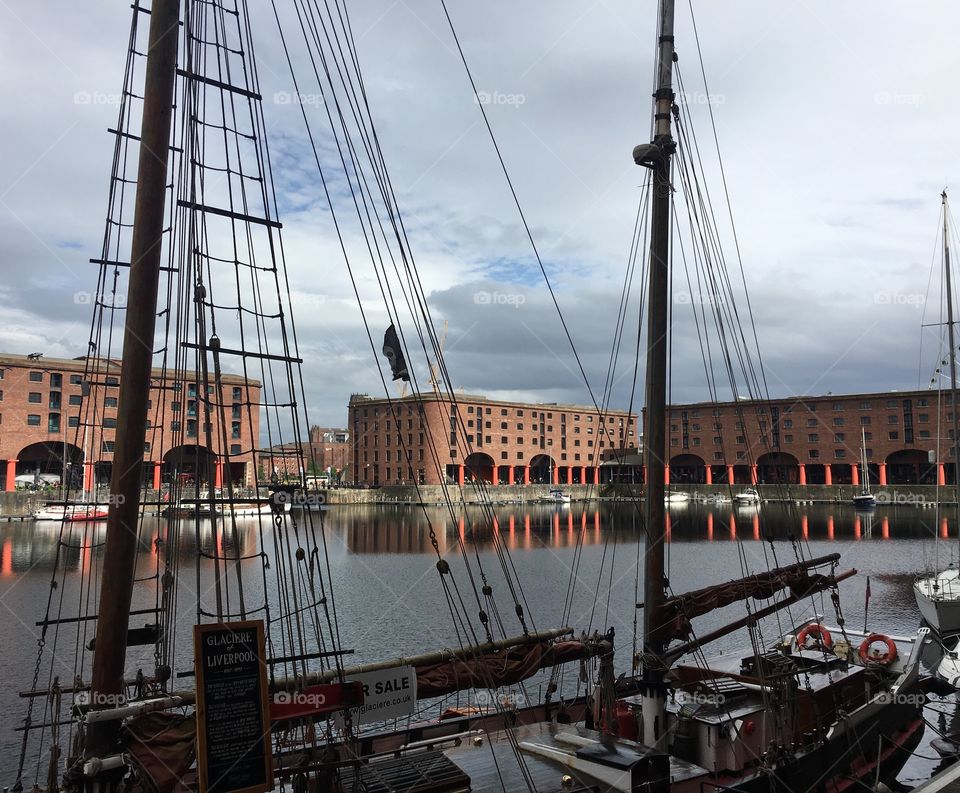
<box><xmin>756</xmin><ymin>451</ymin><xmax>799</xmax><ymax>484</ymax></box>
<box><xmin>464</xmin><ymin>452</ymin><xmax>495</xmax><ymax>484</ymax></box>
<box><xmin>163</xmin><ymin>444</ymin><xmax>216</xmax><ymax>487</ymax></box>
<box><xmin>886</xmin><ymin>449</ymin><xmax>936</xmax><ymax>485</ymax></box>
<box><xmin>16</xmin><ymin>442</ymin><xmax>84</xmax><ymax>489</ymax></box>
<box><xmin>529</xmin><ymin>454</ymin><xmax>556</xmax><ymax>485</ymax></box>
<box><xmin>670</xmin><ymin>453</ymin><xmax>706</xmax><ymax>484</ymax></box>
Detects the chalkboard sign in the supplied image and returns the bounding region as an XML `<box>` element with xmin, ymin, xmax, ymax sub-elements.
<box><xmin>194</xmin><ymin>620</ymin><xmax>272</xmax><ymax>793</ymax></box>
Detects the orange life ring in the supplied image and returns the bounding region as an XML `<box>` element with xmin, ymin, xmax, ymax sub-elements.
<box><xmin>858</xmin><ymin>633</ymin><xmax>898</xmax><ymax>666</ymax></box>
<box><xmin>796</xmin><ymin>623</ymin><xmax>833</xmax><ymax>650</ymax></box>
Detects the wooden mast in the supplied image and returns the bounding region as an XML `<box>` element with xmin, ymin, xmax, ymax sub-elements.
<box><xmin>632</xmin><ymin>0</ymin><xmax>676</xmax><ymax>748</ymax></box>
<box><xmin>87</xmin><ymin>0</ymin><xmax>181</xmax><ymax>758</ymax></box>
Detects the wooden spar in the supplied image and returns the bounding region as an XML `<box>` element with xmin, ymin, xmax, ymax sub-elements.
<box><xmin>663</xmin><ymin>568</ymin><xmax>858</xmax><ymax>665</ymax></box>
<box><xmin>635</xmin><ymin>552</ymin><xmax>842</xmax><ymax>610</ymax></box>
<box><xmin>111</xmin><ymin>628</ymin><xmax>586</xmax><ymax>713</ymax></box>
<box><xmin>632</xmin><ymin>0</ymin><xmax>677</xmax><ymax>747</ymax></box>
<box><xmin>87</xmin><ymin>0</ymin><xmax>181</xmax><ymax>757</ymax></box>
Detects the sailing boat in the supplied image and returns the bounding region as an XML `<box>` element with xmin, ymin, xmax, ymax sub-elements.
<box><xmin>915</xmin><ymin>190</ymin><xmax>960</xmax><ymax>634</ymax></box>
<box><xmin>852</xmin><ymin>426</ymin><xmax>877</xmax><ymax>510</ymax></box>
<box><xmin>14</xmin><ymin>2</ymin><xmax>929</xmax><ymax>792</ymax></box>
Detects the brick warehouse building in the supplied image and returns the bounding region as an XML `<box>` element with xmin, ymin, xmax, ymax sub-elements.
<box><xmin>664</xmin><ymin>389</ymin><xmax>958</xmax><ymax>487</ymax></box>
<box><xmin>0</xmin><ymin>352</ymin><xmax>260</xmax><ymax>490</ymax></box>
<box><xmin>349</xmin><ymin>393</ymin><xmax>639</xmax><ymax>486</ymax></box>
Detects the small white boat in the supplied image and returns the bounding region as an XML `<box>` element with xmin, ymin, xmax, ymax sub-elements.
<box><xmin>915</xmin><ymin>568</ymin><xmax>960</xmax><ymax>634</ymax></box>
<box><xmin>540</xmin><ymin>488</ymin><xmax>571</xmax><ymax>505</ymax></box>
<box><xmin>664</xmin><ymin>491</ymin><xmax>690</xmax><ymax>504</ymax></box>
<box><xmin>734</xmin><ymin>487</ymin><xmax>761</xmax><ymax>505</ymax></box>
<box><xmin>935</xmin><ymin>634</ymin><xmax>960</xmax><ymax>688</ymax></box>
<box><xmin>34</xmin><ymin>505</ymin><xmax>109</xmax><ymax>522</ymax></box>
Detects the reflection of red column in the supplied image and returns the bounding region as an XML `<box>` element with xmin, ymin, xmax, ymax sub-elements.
<box><xmin>508</xmin><ymin>466</ymin><xmax>515</xmax><ymax>485</ymax></box>
<box><xmin>523</xmin><ymin>466</ymin><xmax>530</xmax><ymax>485</ymax></box>
<box><xmin>854</xmin><ymin>516</ymin><xmax>861</xmax><ymax>539</ymax></box>
<box><xmin>939</xmin><ymin>463</ymin><xmax>946</xmax><ymax>486</ymax></box>
<box><xmin>750</xmin><ymin>464</ymin><xmax>758</xmax><ymax>485</ymax></box>
<box><xmin>457</xmin><ymin>464</ymin><xmax>465</xmax><ymax>486</ymax></box>
<box><xmin>152</xmin><ymin>461</ymin><xmax>161</xmax><ymax>491</ymax></box>
<box><xmin>4</xmin><ymin>460</ymin><xmax>16</xmax><ymax>491</ymax></box>
<box><xmin>705</xmin><ymin>465</ymin><xmax>712</xmax><ymax>485</ymax></box>
<box><xmin>943</xmin><ymin>517</ymin><xmax>950</xmax><ymax>539</ymax></box>
<box><xmin>664</xmin><ymin>465</ymin><xmax>671</xmax><ymax>486</ymax></box>
<box><xmin>84</xmin><ymin>462</ymin><xmax>95</xmax><ymax>493</ymax></box>
<box><xmin>882</xmin><ymin>516</ymin><xmax>890</xmax><ymax>539</ymax></box>
<box><xmin>801</xmin><ymin>514</ymin><xmax>809</xmax><ymax>539</ymax></box>
<box><xmin>665</xmin><ymin>512</ymin><xmax>672</xmax><ymax>543</ymax></box>
<box><xmin>851</xmin><ymin>464</ymin><xmax>859</xmax><ymax>487</ymax></box>
<box><xmin>215</xmin><ymin>461</ymin><xmax>223</xmax><ymax>489</ymax></box>
<box><xmin>827</xmin><ymin>515</ymin><xmax>835</xmax><ymax>540</ymax></box>
<box><xmin>798</xmin><ymin>464</ymin><xmax>806</xmax><ymax>486</ymax></box>
<box><xmin>752</xmin><ymin>514</ymin><xmax>760</xmax><ymax>540</ymax></box>
<box><xmin>493</xmin><ymin>515</ymin><xmax>500</xmax><ymax>532</ymax></box>
<box><xmin>729</xmin><ymin>513</ymin><xmax>736</xmax><ymax>539</ymax></box>
<box><xmin>491</xmin><ymin>466</ymin><xmax>499</xmax><ymax>486</ymax></box>
<box><xmin>727</xmin><ymin>465</ymin><xmax>735</xmax><ymax>484</ymax></box>
<box><xmin>594</xmin><ymin>510</ymin><xmax>600</xmax><ymax>532</ymax></box>
<box><xmin>707</xmin><ymin>512</ymin><xmax>714</xmax><ymax>541</ymax></box>
<box><xmin>824</xmin><ymin>465</ymin><xmax>833</xmax><ymax>486</ymax></box>
<box><xmin>879</xmin><ymin>463</ymin><xmax>887</xmax><ymax>486</ymax></box>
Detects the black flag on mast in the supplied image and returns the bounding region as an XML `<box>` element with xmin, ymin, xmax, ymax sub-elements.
<box><xmin>382</xmin><ymin>324</ymin><xmax>410</xmax><ymax>382</ymax></box>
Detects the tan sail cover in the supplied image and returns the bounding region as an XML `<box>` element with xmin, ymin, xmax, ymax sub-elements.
<box><xmin>124</xmin><ymin>711</ymin><xmax>196</xmax><ymax>793</ymax></box>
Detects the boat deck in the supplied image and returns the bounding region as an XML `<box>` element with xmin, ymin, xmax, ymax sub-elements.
<box><xmin>442</xmin><ymin>722</ymin><xmax>710</xmax><ymax>792</ymax></box>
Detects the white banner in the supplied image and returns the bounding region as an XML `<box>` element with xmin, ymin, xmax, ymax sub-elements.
<box><xmin>334</xmin><ymin>665</ymin><xmax>417</xmax><ymax>727</ymax></box>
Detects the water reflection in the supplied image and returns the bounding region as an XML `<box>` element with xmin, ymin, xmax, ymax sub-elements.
<box><xmin>2</xmin><ymin>501</ymin><xmax>957</xmax><ymax>572</ymax></box>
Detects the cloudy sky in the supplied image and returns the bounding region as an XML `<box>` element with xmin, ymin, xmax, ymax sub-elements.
<box><xmin>2</xmin><ymin>1</ymin><xmax>960</xmax><ymax>429</ymax></box>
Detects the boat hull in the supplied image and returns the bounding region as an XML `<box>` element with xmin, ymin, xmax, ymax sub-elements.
<box><xmin>915</xmin><ymin>574</ymin><xmax>960</xmax><ymax>633</ymax></box>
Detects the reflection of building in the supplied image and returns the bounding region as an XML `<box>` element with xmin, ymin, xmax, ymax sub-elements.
<box><xmin>0</xmin><ymin>352</ymin><xmax>260</xmax><ymax>490</ymax></box>
<box><xmin>348</xmin><ymin>393</ymin><xmax>638</xmax><ymax>486</ymax></box>
<box><xmin>663</xmin><ymin>390</ymin><xmax>955</xmax><ymax>486</ymax></box>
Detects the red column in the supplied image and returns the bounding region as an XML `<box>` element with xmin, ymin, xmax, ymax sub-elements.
<box><xmin>750</xmin><ymin>464</ymin><xmax>758</xmax><ymax>485</ymax></box>
<box><xmin>152</xmin><ymin>461</ymin><xmax>161</xmax><ymax>491</ymax></box>
<box><xmin>851</xmin><ymin>464</ymin><xmax>859</xmax><ymax>487</ymax></box>
<box><xmin>704</xmin><ymin>465</ymin><xmax>712</xmax><ymax>485</ymax></box>
<box><xmin>457</xmin><ymin>464</ymin><xmax>465</xmax><ymax>486</ymax></box>
<box><xmin>492</xmin><ymin>465</ymin><xmax>500</xmax><ymax>486</ymax></box>
<box><xmin>215</xmin><ymin>461</ymin><xmax>224</xmax><ymax>489</ymax></box>
<box><xmin>726</xmin><ymin>464</ymin><xmax>735</xmax><ymax>484</ymax></box>
<box><xmin>879</xmin><ymin>463</ymin><xmax>887</xmax><ymax>486</ymax></box>
<box><xmin>566</xmin><ymin>467</ymin><xmax>573</xmax><ymax>486</ymax></box>
<box><xmin>594</xmin><ymin>466</ymin><xmax>601</xmax><ymax>485</ymax></box>
<box><xmin>824</xmin><ymin>464</ymin><xmax>833</xmax><ymax>486</ymax></box>
<box><xmin>664</xmin><ymin>465</ymin><xmax>670</xmax><ymax>486</ymax></box>
<box><xmin>84</xmin><ymin>462</ymin><xmax>95</xmax><ymax>493</ymax></box>
<box><xmin>798</xmin><ymin>464</ymin><xmax>806</xmax><ymax>485</ymax></box>
<box><xmin>552</xmin><ymin>466</ymin><xmax>559</xmax><ymax>485</ymax></box>
<box><xmin>5</xmin><ymin>460</ymin><xmax>16</xmax><ymax>491</ymax></box>
<box><xmin>939</xmin><ymin>462</ymin><xmax>947</xmax><ymax>486</ymax></box>
<box><xmin>523</xmin><ymin>465</ymin><xmax>530</xmax><ymax>485</ymax></box>
<box><xmin>508</xmin><ymin>466</ymin><xmax>515</xmax><ymax>485</ymax></box>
